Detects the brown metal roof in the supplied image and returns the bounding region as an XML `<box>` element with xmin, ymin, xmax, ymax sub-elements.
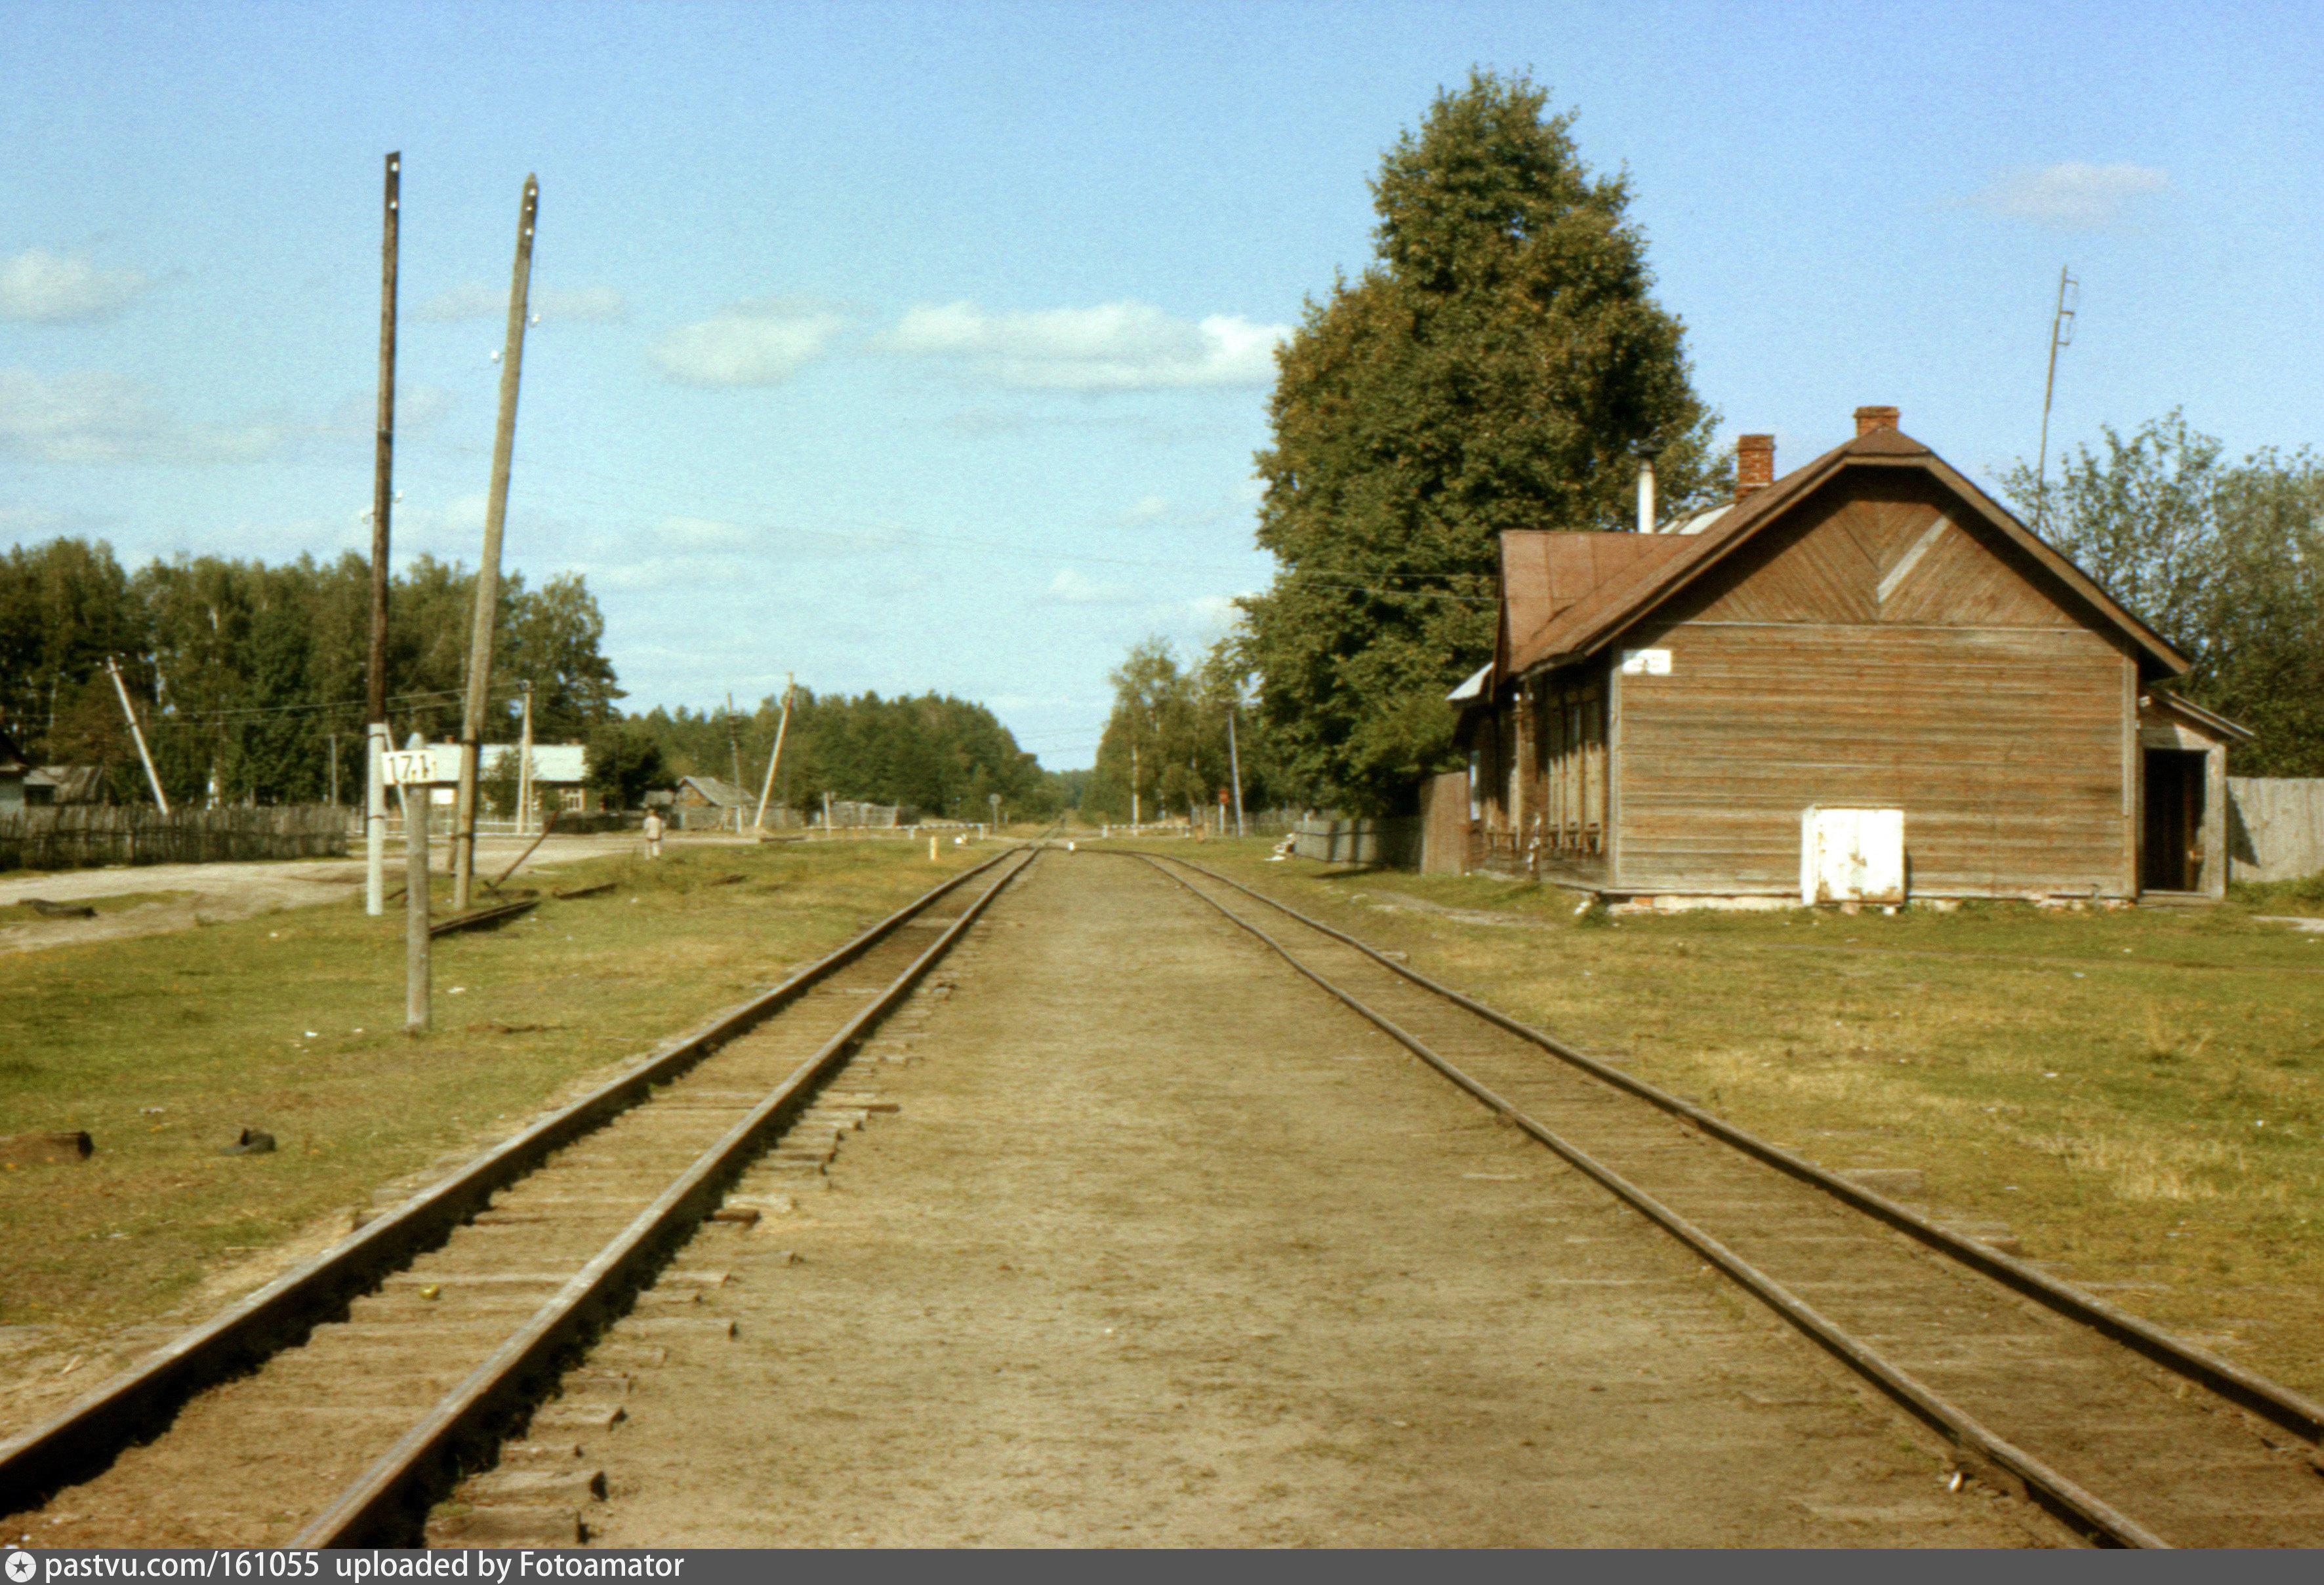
<box><xmin>1504</xmin><ymin>426</ymin><xmax>2191</xmax><ymax>680</ymax></box>
<box><xmin>1495</xmin><ymin>532</ymin><xmax>1685</xmax><ymax>673</ymax></box>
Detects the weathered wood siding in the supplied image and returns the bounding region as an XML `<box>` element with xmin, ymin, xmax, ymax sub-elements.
<box><xmin>2229</xmin><ymin>778</ymin><xmax>2324</xmax><ymax>883</ymax></box>
<box><xmin>1612</xmin><ymin>475</ymin><xmax>2133</xmax><ymax>896</ymax></box>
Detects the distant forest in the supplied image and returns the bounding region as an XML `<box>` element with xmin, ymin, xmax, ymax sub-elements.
<box><xmin>0</xmin><ymin>536</ymin><xmax>620</xmax><ymax>807</ymax></box>
<box><xmin>1</xmin><ymin>534</ymin><xmax>1069</xmax><ymax>818</ymax></box>
<box><xmin>623</xmin><ymin>691</ymin><xmax>1073</xmax><ymax>822</ymax></box>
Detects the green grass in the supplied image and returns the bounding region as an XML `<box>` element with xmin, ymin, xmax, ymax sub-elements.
<box><xmin>2232</xmin><ymin>872</ymin><xmax>2324</xmax><ymax>918</ymax></box>
<box><xmin>0</xmin><ymin>839</ymin><xmax>987</xmax><ymax>1329</ymax></box>
<box><xmin>1178</xmin><ymin>839</ymin><xmax>2324</xmax><ymax>1401</ymax></box>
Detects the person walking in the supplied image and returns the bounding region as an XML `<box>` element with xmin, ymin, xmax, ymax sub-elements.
<box><xmin>642</xmin><ymin>807</ymin><xmax>665</xmax><ymax>860</ymax></box>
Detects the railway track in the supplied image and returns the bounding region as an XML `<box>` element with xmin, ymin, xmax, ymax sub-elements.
<box><xmin>1133</xmin><ymin>851</ymin><xmax>2324</xmax><ymax>1550</ymax></box>
<box><xmin>0</xmin><ymin>845</ymin><xmax>1039</xmax><ymax>1549</ymax></box>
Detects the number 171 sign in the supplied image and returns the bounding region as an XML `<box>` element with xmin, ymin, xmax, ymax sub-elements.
<box><xmin>380</xmin><ymin>746</ymin><xmax>453</xmax><ymax>786</ymax></box>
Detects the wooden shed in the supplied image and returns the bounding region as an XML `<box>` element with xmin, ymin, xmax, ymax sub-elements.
<box><xmin>1456</xmin><ymin>406</ymin><xmax>2245</xmax><ymax>905</ymax></box>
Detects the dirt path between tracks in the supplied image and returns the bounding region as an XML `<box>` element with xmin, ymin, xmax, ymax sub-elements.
<box><xmin>584</xmin><ymin>853</ymin><xmax>2044</xmax><ymax>1547</ymax></box>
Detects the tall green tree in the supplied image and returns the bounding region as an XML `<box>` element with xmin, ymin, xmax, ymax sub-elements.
<box><xmin>0</xmin><ymin>534</ymin><xmax>623</xmax><ymax>804</ymax></box>
<box><xmin>2003</xmin><ymin>412</ymin><xmax>2324</xmax><ymax>774</ymax></box>
<box><xmin>1238</xmin><ymin>70</ymin><xmax>1723</xmax><ymax>812</ymax></box>
<box><xmin>1086</xmin><ymin>637</ymin><xmax>1228</xmax><ymax>822</ymax></box>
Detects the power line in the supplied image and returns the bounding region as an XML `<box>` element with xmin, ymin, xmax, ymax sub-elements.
<box><xmin>387</xmin><ymin>435</ymin><xmax>1496</xmax><ymax>603</ymax></box>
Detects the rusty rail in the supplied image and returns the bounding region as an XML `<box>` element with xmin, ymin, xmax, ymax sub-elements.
<box><xmin>1131</xmin><ymin>851</ymin><xmax>2324</xmax><ymax>1550</ymax></box>
<box><xmin>0</xmin><ymin>846</ymin><xmax>1029</xmax><ymax>1522</ymax></box>
<box><xmin>1140</xmin><ymin>852</ymin><xmax>2324</xmax><ymax>1445</ymax></box>
<box><xmin>428</xmin><ymin>897</ymin><xmax>538</xmax><ymax>937</ymax></box>
<box><xmin>290</xmin><ymin>845</ymin><xmax>1038</xmax><ymax>1546</ymax></box>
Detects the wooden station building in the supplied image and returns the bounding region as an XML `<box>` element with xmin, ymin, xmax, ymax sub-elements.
<box><xmin>1449</xmin><ymin>406</ymin><xmax>2247</xmax><ymax>906</ymax></box>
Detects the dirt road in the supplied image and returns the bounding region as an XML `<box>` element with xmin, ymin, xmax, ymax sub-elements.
<box><xmin>582</xmin><ymin>852</ymin><xmax>2039</xmax><ymax>1546</ymax></box>
<box><xmin>0</xmin><ymin>833</ymin><xmax>749</xmax><ymax>955</ymax></box>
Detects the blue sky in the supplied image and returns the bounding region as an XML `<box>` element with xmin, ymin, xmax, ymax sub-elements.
<box><xmin>4</xmin><ymin>1</ymin><xmax>2319</xmax><ymax>767</ymax></box>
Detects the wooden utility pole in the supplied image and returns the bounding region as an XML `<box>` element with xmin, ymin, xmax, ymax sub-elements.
<box><xmin>516</xmin><ymin>681</ymin><xmax>534</xmax><ymax>835</ymax></box>
<box><xmin>400</xmin><ymin>734</ymin><xmax>431</xmax><ymax>1033</ymax></box>
<box><xmin>365</xmin><ymin>151</ymin><xmax>401</xmax><ymax>917</ymax></box>
<box><xmin>1227</xmin><ymin>697</ymin><xmax>1246</xmax><ymax>838</ymax></box>
<box><xmin>453</xmin><ymin>174</ymin><xmax>539</xmax><ymax>911</ymax></box>
<box><xmin>751</xmin><ymin>674</ymin><xmax>794</xmax><ymax>831</ymax></box>
<box><xmin>725</xmin><ymin>692</ymin><xmax>744</xmax><ymax>832</ymax></box>
<box><xmin>106</xmin><ymin>657</ymin><xmax>169</xmax><ymax>813</ymax></box>
<box><xmin>2034</xmin><ymin>265</ymin><xmax>2078</xmax><ymax>533</ymax></box>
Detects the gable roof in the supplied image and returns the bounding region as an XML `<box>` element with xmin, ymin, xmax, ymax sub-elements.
<box><xmin>28</xmin><ymin>765</ymin><xmax>110</xmax><ymax>802</ymax></box>
<box><xmin>676</xmin><ymin>774</ymin><xmax>750</xmax><ymax>807</ymax></box>
<box><xmin>1501</xmin><ymin>426</ymin><xmax>2190</xmax><ymax>681</ymax></box>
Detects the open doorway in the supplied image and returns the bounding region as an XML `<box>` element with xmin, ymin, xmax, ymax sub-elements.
<box><xmin>2141</xmin><ymin>749</ymin><xmax>2208</xmax><ymax>893</ymax></box>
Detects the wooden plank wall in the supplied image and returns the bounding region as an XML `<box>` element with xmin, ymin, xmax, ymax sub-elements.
<box><xmin>2228</xmin><ymin>778</ymin><xmax>2324</xmax><ymax>883</ymax></box>
<box><xmin>1612</xmin><ymin>475</ymin><xmax>2134</xmax><ymax>897</ymax></box>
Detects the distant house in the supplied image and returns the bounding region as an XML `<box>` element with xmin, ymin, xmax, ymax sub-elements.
<box><xmin>670</xmin><ymin>774</ymin><xmax>751</xmax><ymax>830</ymax></box>
<box><xmin>25</xmin><ymin>765</ymin><xmax>111</xmax><ymax>807</ymax></box>
<box><xmin>1450</xmin><ymin>405</ymin><xmax>2246</xmax><ymax>906</ymax></box>
<box><xmin>518</xmin><ymin>744</ymin><xmax>594</xmax><ymax>814</ymax></box>
<box><xmin>404</xmin><ymin>742</ymin><xmax>601</xmax><ymax>815</ymax></box>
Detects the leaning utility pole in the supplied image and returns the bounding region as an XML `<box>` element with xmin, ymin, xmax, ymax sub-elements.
<box><xmin>452</xmin><ymin>174</ymin><xmax>539</xmax><ymax>911</ymax></box>
<box><xmin>106</xmin><ymin>657</ymin><xmax>169</xmax><ymax>813</ymax></box>
<box><xmin>751</xmin><ymin>674</ymin><xmax>795</xmax><ymax>832</ymax></box>
<box><xmin>365</xmin><ymin>151</ymin><xmax>401</xmax><ymax>917</ymax></box>
<box><xmin>2034</xmin><ymin>265</ymin><xmax>2078</xmax><ymax>534</ymax></box>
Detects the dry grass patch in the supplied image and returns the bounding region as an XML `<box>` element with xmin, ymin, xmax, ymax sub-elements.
<box><xmin>0</xmin><ymin>838</ymin><xmax>987</xmax><ymax>1335</ymax></box>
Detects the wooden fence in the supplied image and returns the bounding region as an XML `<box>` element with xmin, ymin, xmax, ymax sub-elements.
<box><xmin>2229</xmin><ymin>778</ymin><xmax>2324</xmax><ymax>884</ymax></box>
<box><xmin>1292</xmin><ymin>816</ymin><xmax>1422</xmax><ymax>868</ymax></box>
<box><xmin>0</xmin><ymin>805</ymin><xmax>348</xmax><ymax>872</ymax></box>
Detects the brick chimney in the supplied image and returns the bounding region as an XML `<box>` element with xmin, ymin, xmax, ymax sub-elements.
<box><xmin>1854</xmin><ymin>405</ymin><xmax>1900</xmax><ymax>435</ymax></box>
<box><xmin>1734</xmin><ymin>434</ymin><xmax>1775</xmax><ymax>502</ymax></box>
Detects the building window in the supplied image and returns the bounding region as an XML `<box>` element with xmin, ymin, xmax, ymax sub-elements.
<box><xmin>561</xmin><ymin>786</ymin><xmax>587</xmax><ymax>813</ymax></box>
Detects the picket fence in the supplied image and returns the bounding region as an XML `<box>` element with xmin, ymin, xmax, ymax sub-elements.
<box><xmin>0</xmin><ymin>805</ymin><xmax>348</xmax><ymax>872</ymax></box>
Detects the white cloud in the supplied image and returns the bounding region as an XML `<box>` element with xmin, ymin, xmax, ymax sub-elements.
<box><xmin>412</xmin><ymin>283</ymin><xmax>504</xmax><ymax>323</ymax></box>
<box><xmin>879</xmin><ymin>300</ymin><xmax>1288</xmax><ymax>390</ymax></box>
<box><xmin>415</xmin><ymin>283</ymin><xmax>631</xmax><ymax>323</ymax></box>
<box><xmin>650</xmin><ymin>515</ymin><xmax>756</xmax><ymax>552</ymax></box>
<box><xmin>1968</xmin><ymin>162</ymin><xmax>2169</xmax><ymax>230</ymax></box>
<box><xmin>649</xmin><ymin>300</ymin><xmax>845</xmax><ymax>387</ymax></box>
<box><xmin>1042</xmin><ymin>569</ymin><xmax>1138</xmax><ymax>604</ymax></box>
<box><xmin>1121</xmin><ymin>494</ymin><xmax>1172</xmax><ymax>524</ymax></box>
<box><xmin>0</xmin><ymin>250</ymin><xmax>151</xmax><ymax>323</ymax></box>
<box><xmin>0</xmin><ymin>503</ymin><xmax>110</xmax><ymax>536</ymax></box>
<box><xmin>534</xmin><ymin>285</ymin><xmax>630</xmax><ymax>323</ymax></box>
<box><xmin>0</xmin><ymin>367</ymin><xmax>280</xmax><ymax>464</ymax></box>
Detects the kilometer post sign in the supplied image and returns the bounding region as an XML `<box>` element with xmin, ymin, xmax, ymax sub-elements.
<box><xmin>380</xmin><ymin>745</ymin><xmax>454</xmax><ymax>788</ymax></box>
